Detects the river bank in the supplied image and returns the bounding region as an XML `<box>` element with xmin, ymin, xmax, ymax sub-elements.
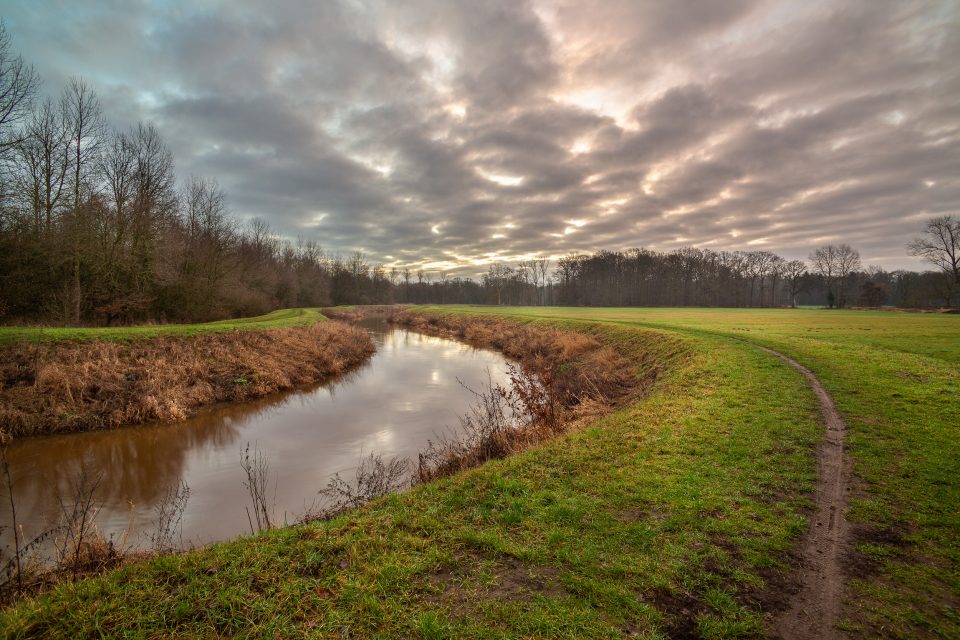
<box><xmin>0</xmin><ymin>315</ymin><xmax>374</xmax><ymax>440</ymax></box>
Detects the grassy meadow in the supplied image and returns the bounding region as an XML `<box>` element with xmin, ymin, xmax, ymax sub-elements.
<box><xmin>1</xmin><ymin>306</ymin><xmax>957</xmax><ymax>638</ymax></box>
<box><xmin>0</xmin><ymin>307</ymin><xmax>326</xmax><ymax>345</ymax></box>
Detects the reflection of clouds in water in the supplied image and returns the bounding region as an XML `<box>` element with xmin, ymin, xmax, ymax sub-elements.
<box><xmin>358</xmin><ymin>428</ymin><xmax>395</xmax><ymax>452</ymax></box>
<box><xmin>3</xmin><ymin>324</ymin><xmax>512</xmax><ymax>551</ymax></box>
<box><xmin>0</xmin><ymin>403</ymin><xmax>245</xmax><ymax>550</ymax></box>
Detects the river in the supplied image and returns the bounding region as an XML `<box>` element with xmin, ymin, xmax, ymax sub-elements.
<box><xmin>0</xmin><ymin>318</ymin><xmax>511</xmax><ymax>553</ymax></box>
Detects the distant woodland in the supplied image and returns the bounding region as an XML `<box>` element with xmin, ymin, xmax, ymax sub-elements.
<box><xmin>0</xmin><ymin>26</ymin><xmax>956</xmax><ymax>325</ymax></box>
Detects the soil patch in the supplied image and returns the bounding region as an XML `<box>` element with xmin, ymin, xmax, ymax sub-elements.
<box><xmin>759</xmin><ymin>346</ymin><xmax>853</xmax><ymax>640</ymax></box>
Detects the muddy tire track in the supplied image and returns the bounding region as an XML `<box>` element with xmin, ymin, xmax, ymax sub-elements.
<box><xmin>758</xmin><ymin>346</ymin><xmax>852</xmax><ymax>640</ymax></box>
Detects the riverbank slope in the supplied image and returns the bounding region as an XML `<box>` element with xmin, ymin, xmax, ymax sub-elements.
<box><xmin>0</xmin><ymin>309</ymin><xmax>375</xmax><ymax>439</ymax></box>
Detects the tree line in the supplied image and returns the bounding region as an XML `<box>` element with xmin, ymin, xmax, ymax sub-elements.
<box><xmin>547</xmin><ymin>240</ymin><xmax>955</xmax><ymax>309</ymax></box>
<box><xmin>0</xmin><ymin>23</ymin><xmax>956</xmax><ymax>324</ymax></box>
<box><xmin>0</xmin><ymin>24</ymin><xmax>346</xmax><ymax>323</ymax></box>
<box><xmin>305</xmin><ymin>235</ymin><xmax>956</xmax><ymax>310</ymax></box>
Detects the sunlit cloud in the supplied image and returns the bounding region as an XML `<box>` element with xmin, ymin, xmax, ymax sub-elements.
<box><xmin>4</xmin><ymin>0</ymin><xmax>956</xmax><ymax>273</ymax></box>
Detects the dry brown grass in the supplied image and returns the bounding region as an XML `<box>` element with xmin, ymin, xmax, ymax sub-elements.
<box><xmin>395</xmin><ymin>310</ymin><xmax>641</xmax><ymax>482</ymax></box>
<box><xmin>321</xmin><ymin>305</ymin><xmax>399</xmax><ymax>324</ymax></box>
<box><xmin>0</xmin><ymin>321</ymin><xmax>375</xmax><ymax>440</ymax></box>
<box><xmin>330</xmin><ymin>306</ymin><xmax>644</xmax><ymax>483</ymax></box>
<box><xmin>389</xmin><ymin>309</ymin><xmax>637</xmax><ymax>407</ymax></box>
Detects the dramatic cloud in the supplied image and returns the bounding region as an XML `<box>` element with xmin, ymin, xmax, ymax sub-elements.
<box><xmin>5</xmin><ymin>0</ymin><xmax>958</xmax><ymax>273</ymax></box>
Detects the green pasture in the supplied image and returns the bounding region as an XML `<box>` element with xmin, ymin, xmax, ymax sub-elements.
<box><xmin>0</xmin><ymin>308</ymin><xmax>325</xmax><ymax>345</ymax></box>
<box><xmin>2</xmin><ymin>306</ymin><xmax>957</xmax><ymax>638</ymax></box>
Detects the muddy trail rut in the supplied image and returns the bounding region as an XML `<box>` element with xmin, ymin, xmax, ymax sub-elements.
<box><xmin>757</xmin><ymin>346</ymin><xmax>852</xmax><ymax>640</ymax></box>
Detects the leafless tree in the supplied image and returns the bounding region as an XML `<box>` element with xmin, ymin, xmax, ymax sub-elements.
<box><xmin>485</xmin><ymin>262</ymin><xmax>512</xmax><ymax>305</ymax></box>
<box><xmin>516</xmin><ymin>260</ymin><xmax>532</xmax><ymax>304</ymax></box>
<box><xmin>180</xmin><ymin>176</ymin><xmax>235</xmax><ymax>315</ymax></box>
<box><xmin>533</xmin><ymin>257</ymin><xmax>550</xmax><ymax>305</ymax></box>
<box><xmin>908</xmin><ymin>215</ymin><xmax>960</xmax><ymax>287</ymax></box>
<box><xmin>13</xmin><ymin>97</ymin><xmax>71</xmax><ymax>234</ymax></box>
<box><xmin>62</xmin><ymin>79</ymin><xmax>106</xmax><ymax>322</ymax></box>
<box><xmin>810</xmin><ymin>244</ymin><xmax>861</xmax><ymax>308</ymax></box>
<box><xmin>93</xmin><ymin>129</ymin><xmax>137</xmax><ymax>314</ymax></box>
<box><xmin>0</xmin><ymin>21</ymin><xmax>39</xmax><ymax>157</ymax></box>
<box><xmin>834</xmin><ymin>244</ymin><xmax>862</xmax><ymax>308</ymax></box>
<box><xmin>768</xmin><ymin>254</ymin><xmax>786</xmax><ymax>306</ymax></box>
<box><xmin>437</xmin><ymin>270</ymin><xmax>449</xmax><ymax>303</ymax></box>
<box><xmin>809</xmin><ymin>245</ymin><xmax>837</xmax><ymax>307</ymax></box>
<box><xmin>784</xmin><ymin>259</ymin><xmax>808</xmax><ymax>307</ymax></box>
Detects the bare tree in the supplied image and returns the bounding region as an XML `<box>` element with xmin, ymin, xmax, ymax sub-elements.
<box><xmin>516</xmin><ymin>260</ymin><xmax>533</xmax><ymax>305</ymax></box>
<box><xmin>437</xmin><ymin>270</ymin><xmax>449</xmax><ymax>303</ymax></box>
<box><xmin>533</xmin><ymin>257</ymin><xmax>550</xmax><ymax>305</ymax></box>
<box><xmin>94</xmin><ymin>129</ymin><xmax>137</xmax><ymax>310</ymax></box>
<box><xmin>62</xmin><ymin>79</ymin><xmax>106</xmax><ymax>322</ymax></box>
<box><xmin>834</xmin><ymin>244</ymin><xmax>862</xmax><ymax>308</ymax></box>
<box><xmin>810</xmin><ymin>244</ymin><xmax>860</xmax><ymax>308</ymax></box>
<box><xmin>484</xmin><ymin>263</ymin><xmax>512</xmax><ymax>305</ymax></box>
<box><xmin>13</xmin><ymin>97</ymin><xmax>71</xmax><ymax>234</ymax></box>
<box><xmin>809</xmin><ymin>245</ymin><xmax>837</xmax><ymax>306</ymax></box>
<box><xmin>402</xmin><ymin>267</ymin><xmax>411</xmax><ymax>301</ymax></box>
<box><xmin>908</xmin><ymin>215</ymin><xmax>960</xmax><ymax>287</ymax></box>
<box><xmin>768</xmin><ymin>254</ymin><xmax>786</xmax><ymax>306</ymax></box>
<box><xmin>783</xmin><ymin>259</ymin><xmax>808</xmax><ymax>308</ymax></box>
<box><xmin>0</xmin><ymin>21</ymin><xmax>39</xmax><ymax>157</ymax></box>
<box><xmin>100</xmin><ymin>129</ymin><xmax>136</xmax><ymax>230</ymax></box>
<box><xmin>744</xmin><ymin>251</ymin><xmax>774</xmax><ymax>306</ymax></box>
<box><xmin>180</xmin><ymin>176</ymin><xmax>234</xmax><ymax>315</ymax></box>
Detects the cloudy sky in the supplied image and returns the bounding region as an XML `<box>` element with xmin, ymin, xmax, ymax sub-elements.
<box><xmin>4</xmin><ymin>0</ymin><xmax>958</xmax><ymax>273</ymax></box>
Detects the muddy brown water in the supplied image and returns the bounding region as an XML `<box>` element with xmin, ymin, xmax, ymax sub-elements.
<box><xmin>1</xmin><ymin>318</ymin><xmax>510</xmax><ymax>553</ymax></box>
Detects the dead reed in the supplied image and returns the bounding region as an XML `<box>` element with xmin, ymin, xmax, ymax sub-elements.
<box><xmin>303</xmin><ymin>453</ymin><xmax>411</xmax><ymax>522</ymax></box>
<box><xmin>0</xmin><ymin>321</ymin><xmax>375</xmax><ymax>440</ymax></box>
<box><xmin>241</xmin><ymin>442</ymin><xmax>275</xmax><ymax>534</ymax></box>
<box><xmin>0</xmin><ymin>448</ymin><xmax>168</xmax><ymax>605</ymax></box>
<box><xmin>391</xmin><ymin>308</ymin><xmax>638</xmax><ymax>407</ymax></box>
<box><xmin>332</xmin><ymin>307</ymin><xmax>641</xmax><ymax>483</ymax></box>
<box><xmin>149</xmin><ymin>480</ymin><xmax>191</xmax><ymax>553</ymax></box>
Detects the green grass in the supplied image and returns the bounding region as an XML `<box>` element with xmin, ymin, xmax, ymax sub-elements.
<box><xmin>2</xmin><ymin>306</ymin><xmax>957</xmax><ymax>638</ymax></box>
<box><xmin>0</xmin><ymin>308</ymin><xmax>326</xmax><ymax>345</ymax></box>
<box><xmin>420</xmin><ymin>306</ymin><xmax>960</xmax><ymax>638</ymax></box>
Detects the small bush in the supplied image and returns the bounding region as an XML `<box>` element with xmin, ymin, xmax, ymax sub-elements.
<box><xmin>308</xmin><ymin>453</ymin><xmax>410</xmax><ymax>521</ymax></box>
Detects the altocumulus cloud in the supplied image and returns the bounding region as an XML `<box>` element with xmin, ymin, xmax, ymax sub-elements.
<box><xmin>5</xmin><ymin>0</ymin><xmax>958</xmax><ymax>274</ymax></box>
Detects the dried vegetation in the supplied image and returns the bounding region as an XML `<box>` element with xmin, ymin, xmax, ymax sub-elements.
<box><xmin>0</xmin><ymin>321</ymin><xmax>375</xmax><ymax>440</ymax></box>
<box><xmin>0</xmin><ymin>444</ymin><xmax>169</xmax><ymax>605</ymax></box>
<box><xmin>329</xmin><ymin>306</ymin><xmax>645</xmax><ymax>484</ymax></box>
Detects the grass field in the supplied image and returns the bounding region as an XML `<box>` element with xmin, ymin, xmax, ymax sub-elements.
<box><xmin>1</xmin><ymin>306</ymin><xmax>957</xmax><ymax>638</ymax></box>
<box><xmin>0</xmin><ymin>308</ymin><xmax>326</xmax><ymax>345</ymax></box>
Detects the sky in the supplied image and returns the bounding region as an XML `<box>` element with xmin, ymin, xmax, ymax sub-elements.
<box><xmin>4</xmin><ymin>0</ymin><xmax>958</xmax><ymax>274</ymax></box>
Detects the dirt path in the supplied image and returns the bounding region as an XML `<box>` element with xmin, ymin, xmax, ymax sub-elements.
<box><xmin>758</xmin><ymin>346</ymin><xmax>852</xmax><ymax>640</ymax></box>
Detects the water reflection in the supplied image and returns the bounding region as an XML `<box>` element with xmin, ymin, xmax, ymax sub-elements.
<box><xmin>1</xmin><ymin>319</ymin><xmax>510</xmax><ymax>549</ymax></box>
